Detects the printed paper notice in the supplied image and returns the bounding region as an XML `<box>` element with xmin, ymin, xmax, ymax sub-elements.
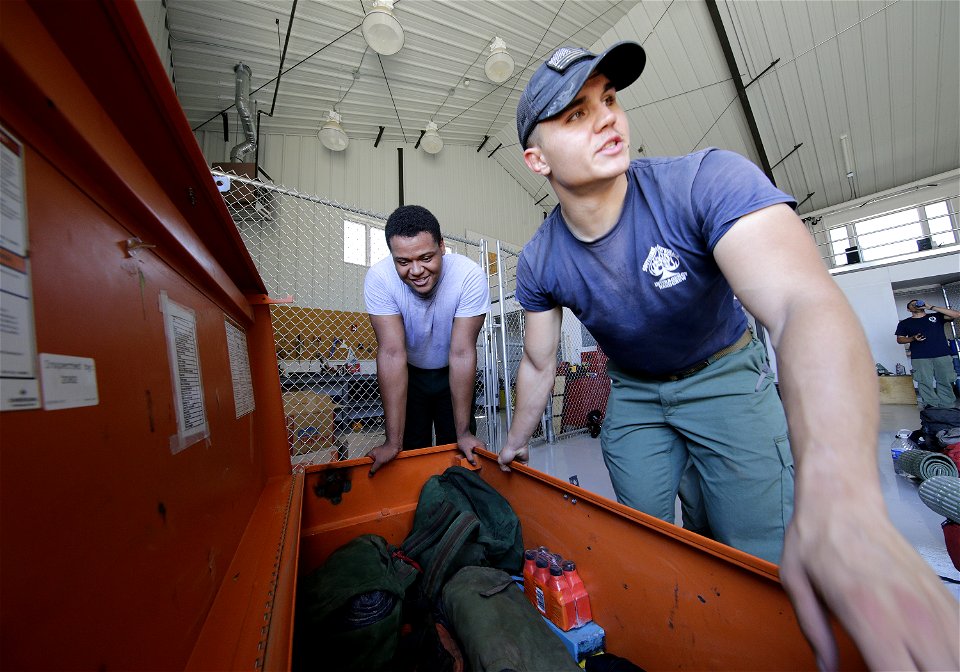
<box><xmin>160</xmin><ymin>292</ymin><xmax>209</xmax><ymax>453</ymax></box>
<box><xmin>39</xmin><ymin>354</ymin><xmax>98</xmax><ymax>410</ymax></box>
<box><xmin>225</xmin><ymin>318</ymin><xmax>254</xmax><ymax>418</ymax></box>
<box><xmin>0</xmin><ymin>126</ymin><xmax>40</xmax><ymax>411</ymax></box>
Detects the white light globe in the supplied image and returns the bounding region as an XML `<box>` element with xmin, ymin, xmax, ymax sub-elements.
<box><xmin>319</xmin><ymin>111</ymin><xmax>349</xmax><ymax>151</ymax></box>
<box><xmin>362</xmin><ymin>0</ymin><xmax>404</xmax><ymax>56</ymax></box>
<box><xmin>421</xmin><ymin>122</ymin><xmax>443</xmax><ymax>154</ymax></box>
<box><xmin>485</xmin><ymin>37</ymin><xmax>515</xmax><ymax>83</ymax></box>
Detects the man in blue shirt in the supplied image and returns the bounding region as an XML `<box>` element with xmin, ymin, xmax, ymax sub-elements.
<box><xmin>498</xmin><ymin>41</ymin><xmax>958</xmax><ymax>670</ymax></box>
<box><xmin>895</xmin><ymin>299</ymin><xmax>960</xmax><ymax>408</ymax></box>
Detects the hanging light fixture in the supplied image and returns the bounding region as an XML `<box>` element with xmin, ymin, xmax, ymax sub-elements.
<box><xmin>421</xmin><ymin>122</ymin><xmax>443</xmax><ymax>154</ymax></box>
<box><xmin>484</xmin><ymin>37</ymin><xmax>515</xmax><ymax>84</ymax></box>
<box><xmin>319</xmin><ymin>110</ymin><xmax>349</xmax><ymax>151</ymax></box>
<box><xmin>361</xmin><ymin>0</ymin><xmax>404</xmax><ymax>56</ymax></box>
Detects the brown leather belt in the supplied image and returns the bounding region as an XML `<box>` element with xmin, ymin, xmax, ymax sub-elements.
<box><xmin>646</xmin><ymin>329</ymin><xmax>753</xmax><ymax>382</ymax></box>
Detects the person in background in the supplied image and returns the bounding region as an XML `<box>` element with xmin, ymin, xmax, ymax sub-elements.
<box><xmin>498</xmin><ymin>41</ymin><xmax>959</xmax><ymax>670</ymax></box>
<box><xmin>364</xmin><ymin>205</ymin><xmax>489</xmax><ymax>475</ymax></box>
<box><xmin>895</xmin><ymin>299</ymin><xmax>960</xmax><ymax>408</ymax></box>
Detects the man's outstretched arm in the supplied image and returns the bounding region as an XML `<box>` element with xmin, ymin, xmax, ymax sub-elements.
<box><xmin>715</xmin><ymin>202</ymin><xmax>959</xmax><ymax>671</ymax></box>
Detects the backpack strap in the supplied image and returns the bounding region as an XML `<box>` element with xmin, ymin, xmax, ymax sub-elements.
<box><xmin>401</xmin><ymin>500</ymin><xmax>458</xmax><ymax>558</ymax></box>
<box><xmin>421</xmin><ymin>510</ymin><xmax>480</xmax><ymax>601</ymax></box>
<box><xmin>399</xmin><ymin>500</ymin><xmax>482</xmax><ymax>602</ymax></box>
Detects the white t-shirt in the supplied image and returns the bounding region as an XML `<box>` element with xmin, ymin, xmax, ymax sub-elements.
<box><xmin>364</xmin><ymin>253</ymin><xmax>489</xmax><ymax>369</ymax></box>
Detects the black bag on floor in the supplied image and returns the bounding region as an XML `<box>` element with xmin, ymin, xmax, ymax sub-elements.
<box><xmin>921</xmin><ymin>407</ymin><xmax>960</xmax><ymax>446</ymax></box>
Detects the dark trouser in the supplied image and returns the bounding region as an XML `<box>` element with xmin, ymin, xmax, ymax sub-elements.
<box><xmin>404</xmin><ymin>364</ymin><xmax>476</xmax><ymax>450</ymax></box>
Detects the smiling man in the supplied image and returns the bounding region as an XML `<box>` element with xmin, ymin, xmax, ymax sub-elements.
<box><xmin>498</xmin><ymin>42</ymin><xmax>959</xmax><ymax>670</ymax></box>
<box><xmin>363</xmin><ymin>205</ymin><xmax>489</xmax><ymax>475</ymax></box>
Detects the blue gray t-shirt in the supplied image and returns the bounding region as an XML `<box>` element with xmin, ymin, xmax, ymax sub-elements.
<box><xmin>516</xmin><ymin>149</ymin><xmax>795</xmax><ymax>375</ymax></box>
<box><xmin>364</xmin><ymin>252</ymin><xmax>489</xmax><ymax>369</ymax></box>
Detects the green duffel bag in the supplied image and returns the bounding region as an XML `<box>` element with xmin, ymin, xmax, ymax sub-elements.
<box><xmin>441</xmin><ymin>566</ymin><xmax>581</xmax><ymax>672</ymax></box>
<box><xmin>295</xmin><ymin>534</ymin><xmax>419</xmax><ymax>672</ymax></box>
<box><xmin>405</xmin><ymin>466</ymin><xmax>524</xmax><ymax>600</ymax></box>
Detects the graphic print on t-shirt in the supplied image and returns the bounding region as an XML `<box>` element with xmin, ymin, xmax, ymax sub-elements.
<box><xmin>642</xmin><ymin>244</ymin><xmax>688</xmax><ymax>290</ymax></box>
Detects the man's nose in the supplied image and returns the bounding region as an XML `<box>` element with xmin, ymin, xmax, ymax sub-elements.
<box><xmin>410</xmin><ymin>261</ymin><xmax>422</xmax><ymax>275</ymax></box>
<box><xmin>594</xmin><ymin>102</ymin><xmax>615</xmax><ymax>132</ymax></box>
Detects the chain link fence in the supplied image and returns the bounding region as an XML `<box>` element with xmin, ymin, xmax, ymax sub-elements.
<box><xmin>214</xmin><ymin>169</ymin><xmax>535</xmax><ymax>468</ymax></box>
<box><xmin>213</xmin><ymin>169</ymin><xmax>611</xmax><ymax>469</ymax></box>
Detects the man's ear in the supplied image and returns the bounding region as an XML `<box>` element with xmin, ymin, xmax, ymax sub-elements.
<box><xmin>523</xmin><ymin>146</ymin><xmax>551</xmax><ymax>177</ymax></box>
<box><xmin>438</xmin><ymin>237</ymin><xmax>446</xmax><ymax>255</ymax></box>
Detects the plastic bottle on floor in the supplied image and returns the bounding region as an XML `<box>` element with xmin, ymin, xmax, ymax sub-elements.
<box><xmin>891</xmin><ymin>430</ymin><xmax>915</xmax><ymax>477</ymax></box>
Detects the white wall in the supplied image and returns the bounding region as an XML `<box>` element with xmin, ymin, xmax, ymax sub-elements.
<box><xmin>831</xmin><ymin>252</ymin><xmax>959</xmax><ymax>372</ymax></box>
<box><xmin>197</xmin><ymin>131</ymin><xmax>545</xmax><ymax>248</ymax></box>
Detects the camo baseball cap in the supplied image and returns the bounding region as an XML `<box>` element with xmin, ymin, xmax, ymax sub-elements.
<box><xmin>517</xmin><ymin>41</ymin><xmax>646</xmax><ymax>148</ymax></box>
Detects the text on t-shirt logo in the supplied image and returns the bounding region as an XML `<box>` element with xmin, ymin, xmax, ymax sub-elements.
<box><xmin>642</xmin><ymin>245</ymin><xmax>688</xmax><ymax>290</ymax></box>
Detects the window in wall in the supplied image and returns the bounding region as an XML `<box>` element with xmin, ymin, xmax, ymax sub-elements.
<box><xmin>926</xmin><ymin>201</ymin><xmax>956</xmax><ymax>247</ymax></box>
<box><xmin>345</xmin><ymin>219</ymin><xmax>391</xmax><ymax>266</ymax></box>
<box><xmin>370</xmin><ymin>227</ymin><xmax>390</xmax><ymax>265</ymax></box>
<box><xmin>829</xmin><ymin>226</ymin><xmax>852</xmax><ymax>266</ymax></box>
<box><xmin>344</xmin><ymin>220</ymin><xmax>366</xmax><ymax>265</ymax></box>
<box><xmin>856</xmin><ymin>208</ymin><xmax>922</xmax><ymax>261</ymax></box>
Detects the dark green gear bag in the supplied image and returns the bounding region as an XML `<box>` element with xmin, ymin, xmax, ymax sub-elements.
<box><xmin>294</xmin><ymin>534</ymin><xmax>419</xmax><ymax>672</ymax></box>
<box><xmin>405</xmin><ymin>466</ymin><xmax>525</xmax><ymax>599</ymax></box>
<box><xmin>441</xmin><ymin>566</ymin><xmax>581</xmax><ymax>672</ymax></box>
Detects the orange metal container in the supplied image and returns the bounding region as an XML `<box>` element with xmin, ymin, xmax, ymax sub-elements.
<box><xmin>297</xmin><ymin>449</ymin><xmax>865</xmax><ymax>671</ymax></box>
<box><xmin>0</xmin><ymin>2</ymin><xmax>864</xmax><ymax>670</ymax></box>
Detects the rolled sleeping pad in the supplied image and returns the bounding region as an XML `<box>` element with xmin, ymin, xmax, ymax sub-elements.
<box><xmin>896</xmin><ymin>448</ymin><xmax>960</xmax><ymax>480</ymax></box>
<box><xmin>918</xmin><ymin>475</ymin><xmax>960</xmax><ymax>524</ymax></box>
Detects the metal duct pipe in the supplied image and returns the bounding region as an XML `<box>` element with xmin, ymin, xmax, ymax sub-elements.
<box><xmin>230</xmin><ymin>62</ymin><xmax>257</xmax><ymax>162</ymax></box>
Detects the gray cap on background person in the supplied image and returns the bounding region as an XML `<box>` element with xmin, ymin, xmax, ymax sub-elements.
<box><xmin>516</xmin><ymin>41</ymin><xmax>646</xmax><ymax>148</ymax></box>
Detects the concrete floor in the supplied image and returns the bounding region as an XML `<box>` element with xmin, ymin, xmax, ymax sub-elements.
<box><xmin>527</xmin><ymin>404</ymin><xmax>960</xmax><ymax>599</ymax></box>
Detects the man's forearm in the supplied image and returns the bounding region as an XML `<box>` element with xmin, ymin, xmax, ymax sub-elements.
<box><xmin>931</xmin><ymin>305</ymin><xmax>960</xmax><ymax>319</ymax></box>
<box><xmin>376</xmin><ymin>350</ymin><xmax>408</xmax><ymax>446</ymax></box>
<box><xmin>773</xmin><ymin>300</ymin><xmax>880</xmax><ymax>497</ymax></box>
<box><xmin>449</xmin><ymin>350</ymin><xmax>477</xmax><ymax>437</ymax></box>
<box><xmin>503</xmin><ymin>354</ymin><xmax>556</xmax><ymax>448</ymax></box>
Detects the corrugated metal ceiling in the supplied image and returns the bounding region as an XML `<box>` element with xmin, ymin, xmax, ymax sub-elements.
<box><xmin>163</xmin><ymin>0</ymin><xmax>959</xmax><ymax>216</ymax></box>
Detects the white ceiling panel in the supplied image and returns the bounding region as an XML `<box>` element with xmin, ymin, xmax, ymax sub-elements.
<box><xmin>154</xmin><ymin>0</ymin><xmax>958</xmax><ymax>217</ymax></box>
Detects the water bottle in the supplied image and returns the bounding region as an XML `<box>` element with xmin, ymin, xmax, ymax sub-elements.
<box><xmin>890</xmin><ymin>430</ymin><xmax>914</xmax><ymax>476</ymax></box>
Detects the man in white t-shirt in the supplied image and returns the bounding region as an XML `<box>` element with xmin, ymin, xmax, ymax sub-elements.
<box><xmin>363</xmin><ymin>205</ymin><xmax>490</xmax><ymax>475</ymax></box>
